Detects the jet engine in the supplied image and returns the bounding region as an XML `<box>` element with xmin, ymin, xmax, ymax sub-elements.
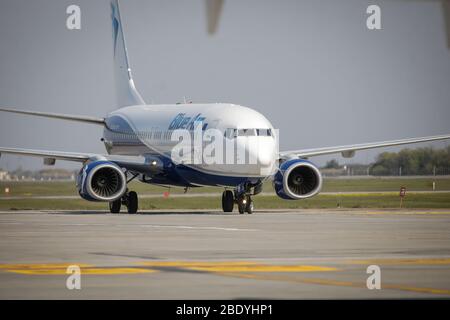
<box><xmin>77</xmin><ymin>161</ymin><xmax>127</xmax><ymax>202</ymax></box>
<box><xmin>273</xmin><ymin>159</ymin><xmax>322</xmax><ymax>200</ymax></box>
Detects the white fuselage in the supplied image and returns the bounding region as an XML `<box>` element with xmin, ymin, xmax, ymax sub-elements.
<box><xmin>102</xmin><ymin>103</ymin><xmax>278</xmax><ymax>186</ymax></box>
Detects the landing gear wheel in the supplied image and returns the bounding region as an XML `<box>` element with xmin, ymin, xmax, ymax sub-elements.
<box><xmin>238</xmin><ymin>197</ymin><xmax>246</xmax><ymax>214</ymax></box>
<box><xmin>127</xmin><ymin>191</ymin><xmax>138</xmax><ymax>214</ymax></box>
<box><xmin>245</xmin><ymin>197</ymin><xmax>254</xmax><ymax>214</ymax></box>
<box><xmin>109</xmin><ymin>199</ymin><xmax>121</xmax><ymax>213</ymax></box>
<box><xmin>222</xmin><ymin>190</ymin><xmax>234</xmax><ymax>212</ymax></box>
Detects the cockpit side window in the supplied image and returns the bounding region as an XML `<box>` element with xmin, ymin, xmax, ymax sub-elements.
<box><xmin>224</xmin><ymin>128</ymin><xmax>237</xmax><ymax>139</ymax></box>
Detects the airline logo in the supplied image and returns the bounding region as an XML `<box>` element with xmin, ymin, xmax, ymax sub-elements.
<box><xmin>111</xmin><ymin>2</ymin><xmax>119</xmax><ymax>56</ymax></box>
<box><xmin>168</xmin><ymin>113</ymin><xmax>208</xmax><ymax>131</ymax></box>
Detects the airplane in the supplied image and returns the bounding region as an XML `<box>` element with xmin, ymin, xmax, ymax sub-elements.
<box><xmin>0</xmin><ymin>0</ymin><xmax>449</xmax><ymax>214</ymax></box>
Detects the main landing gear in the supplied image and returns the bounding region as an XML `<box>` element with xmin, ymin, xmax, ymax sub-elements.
<box><xmin>221</xmin><ymin>190</ymin><xmax>254</xmax><ymax>214</ymax></box>
<box><xmin>109</xmin><ymin>190</ymin><xmax>138</xmax><ymax>214</ymax></box>
<box><xmin>222</xmin><ymin>190</ymin><xmax>234</xmax><ymax>212</ymax></box>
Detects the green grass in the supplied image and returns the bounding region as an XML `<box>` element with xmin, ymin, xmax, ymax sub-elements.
<box><xmin>1</xmin><ymin>177</ymin><xmax>449</xmax><ymax>197</ymax></box>
<box><xmin>1</xmin><ymin>193</ymin><xmax>449</xmax><ymax>211</ymax></box>
<box><xmin>320</xmin><ymin>177</ymin><xmax>450</xmax><ymax>192</ymax></box>
<box><xmin>0</xmin><ymin>180</ymin><xmax>218</xmax><ymax>197</ymax></box>
<box><xmin>0</xmin><ymin>177</ymin><xmax>449</xmax><ymax>211</ymax></box>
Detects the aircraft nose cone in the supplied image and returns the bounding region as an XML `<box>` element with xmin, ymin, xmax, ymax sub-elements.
<box><xmin>256</xmin><ymin>139</ymin><xmax>276</xmax><ymax>167</ymax></box>
<box><xmin>258</xmin><ymin>150</ymin><xmax>272</xmax><ymax>166</ymax></box>
<box><xmin>241</xmin><ymin>137</ymin><xmax>277</xmax><ymax>174</ymax></box>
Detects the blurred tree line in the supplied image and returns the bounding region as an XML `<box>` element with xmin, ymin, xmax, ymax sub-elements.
<box><xmin>322</xmin><ymin>147</ymin><xmax>450</xmax><ymax>176</ymax></box>
<box><xmin>370</xmin><ymin>146</ymin><xmax>450</xmax><ymax>176</ymax></box>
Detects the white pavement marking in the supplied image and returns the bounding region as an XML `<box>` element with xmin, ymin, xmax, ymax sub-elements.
<box><xmin>138</xmin><ymin>224</ymin><xmax>258</xmax><ymax>231</ymax></box>
<box><xmin>0</xmin><ymin>218</ymin><xmax>259</xmax><ymax>232</ymax></box>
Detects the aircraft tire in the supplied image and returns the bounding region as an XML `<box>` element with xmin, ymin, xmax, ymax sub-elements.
<box><xmin>222</xmin><ymin>190</ymin><xmax>234</xmax><ymax>212</ymax></box>
<box><xmin>246</xmin><ymin>197</ymin><xmax>254</xmax><ymax>214</ymax></box>
<box><xmin>109</xmin><ymin>199</ymin><xmax>121</xmax><ymax>213</ymax></box>
<box><xmin>127</xmin><ymin>191</ymin><xmax>138</xmax><ymax>214</ymax></box>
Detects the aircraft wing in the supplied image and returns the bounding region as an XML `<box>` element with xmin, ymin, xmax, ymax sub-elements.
<box><xmin>0</xmin><ymin>147</ymin><xmax>152</xmax><ymax>171</ymax></box>
<box><xmin>0</xmin><ymin>107</ymin><xmax>105</xmax><ymax>125</ymax></box>
<box><xmin>279</xmin><ymin>133</ymin><xmax>450</xmax><ymax>159</ymax></box>
<box><xmin>0</xmin><ymin>147</ymin><xmax>91</xmax><ymax>162</ymax></box>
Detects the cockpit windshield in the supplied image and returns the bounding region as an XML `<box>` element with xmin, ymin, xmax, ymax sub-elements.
<box><xmin>224</xmin><ymin>128</ymin><xmax>272</xmax><ymax>138</ymax></box>
<box><xmin>256</xmin><ymin>129</ymin><xmax>272</xmax><ymax>136</ymax></box>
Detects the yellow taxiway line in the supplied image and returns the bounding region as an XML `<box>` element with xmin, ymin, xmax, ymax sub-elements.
<box><xmin>0</xmin><ymin>263</ymin><xmax>155</xmax><ymax>275</ymax></box>
<box><xmin>139</xmin><ymin>261</ymin><xmax>338</xmax><ymax>273</ymax></box>
<box><xmin>1</xmin><ymin>260</ymin><xmax>449</xmax><ymax>296</ymax></box>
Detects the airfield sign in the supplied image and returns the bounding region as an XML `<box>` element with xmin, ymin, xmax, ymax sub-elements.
<box><xmin>399</xmin><ymin>186</ymin><xmax>406</xmax><ymax>208</ymax></box>
<box><xmin>400</xmin><ymin>186</ymin><xmax>406</xmax><ymax>198</ymax></box>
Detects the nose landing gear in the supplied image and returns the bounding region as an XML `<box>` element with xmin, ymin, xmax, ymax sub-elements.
<box><xmin>245</xmin><ymin>196</ymin><xmax>254</xmax><ymax>214</ymax></box>
<box><xmin>237</xmin><ymin>195</ymin><xmax>253</xmax><ymax>214</ymax></box>
<box><xmin>222</xmin><ymin>183</ymin><xmax>257</xmax><ymax>215</ymax></box>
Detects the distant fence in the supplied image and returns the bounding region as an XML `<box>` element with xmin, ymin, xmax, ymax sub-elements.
<box><xmin>321</xmin><ymin>167</ymin><xmax>450</xmax><ymax>177</ymax></box>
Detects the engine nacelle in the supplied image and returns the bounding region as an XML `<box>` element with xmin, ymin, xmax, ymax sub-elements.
<box><xmin>77</xmin><ymin>161</ymin><xmax>127</xmax><ymax>202</ymax></box>
<box><xmin>273</xmin><ymin>159</ymin><xmax>323</xmax><ymax>200</ymax></box>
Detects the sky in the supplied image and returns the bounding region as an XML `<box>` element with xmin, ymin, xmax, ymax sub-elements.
<box><xmin>0</xmin><ymin>0</ymin><xmax>449</xmax><ymax>171</ymax></box>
